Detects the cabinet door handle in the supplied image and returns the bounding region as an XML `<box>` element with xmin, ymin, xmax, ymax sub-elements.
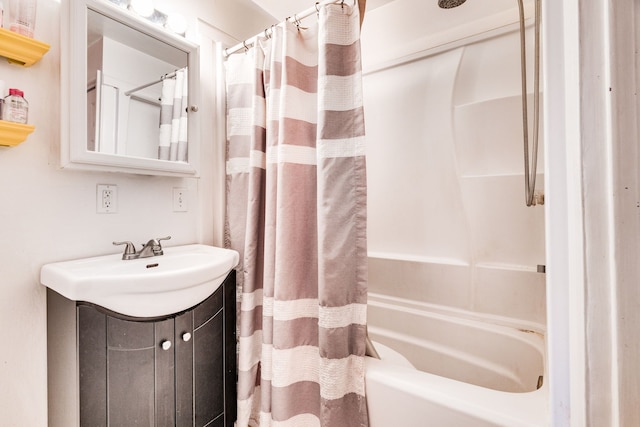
<box><xmin>182</xmin><ymin>332</ymin><xmax>192</xmax><ymax>342</ymax></box>
<box><xmin>161</xmin><ymin>340</ymin><xmax>172</xmax><ymax>350</ymax></box>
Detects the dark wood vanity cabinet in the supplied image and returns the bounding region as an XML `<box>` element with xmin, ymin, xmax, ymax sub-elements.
<box><xmin>76</xmin><ymin>271</ymin><xmax>236</xmax><ymax>427</ymax></box>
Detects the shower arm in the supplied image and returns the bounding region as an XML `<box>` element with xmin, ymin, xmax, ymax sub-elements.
<box><xmin>517</xmin><ymin>0</ymin><xmax>542</xmax><ymax>206</ymax></box>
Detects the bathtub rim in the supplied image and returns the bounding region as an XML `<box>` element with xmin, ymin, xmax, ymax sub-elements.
<box><xmin>365</xmin><ymin>352</ymin><xmax>549</xmax><ymax>427</ymax></box>
<box><xmin>367</xmin><ymin>291</ymin><xmax>547</xmax><ymax>393</ymax></box>
<box><xmin>368</xmin><ymin>290</ymin><xmax>546</xmax><ymax>336</ymax></box>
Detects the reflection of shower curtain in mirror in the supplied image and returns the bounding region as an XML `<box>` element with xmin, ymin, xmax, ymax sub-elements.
<box><xmin>225</xmin><ymin>3</ymin><xmax>369</xmax><ymax>426</ymax></box>
<box><xmin>158</xmin><ymin>67</ymin><xmax>188</xmax><ymax>161</ymax></box>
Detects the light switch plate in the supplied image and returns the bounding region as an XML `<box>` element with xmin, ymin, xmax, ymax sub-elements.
<box><xmin>173</xmin><ymin>187</ymin><xmax>188</xmax><ymax>212</ymax></box>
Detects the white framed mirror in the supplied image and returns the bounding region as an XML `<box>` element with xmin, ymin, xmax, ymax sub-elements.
<box><xmin>61</xmin><ymin>0</ymin><xmax>200</xmax><ymax>176</ymax></box>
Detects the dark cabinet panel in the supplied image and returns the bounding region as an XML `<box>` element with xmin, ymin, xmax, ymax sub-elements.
<box><xmin>194</xmin><ymin>309</ymin><xmax>224</xmax><ymax>426</ymax></box>
<box><xmin>223</xmin><ymin>276</ymin><xmax>237</xmax><ymax>425</ymax></box>
<box><xmin>107</xmin><ymin>346</ymin><xmax>155</xmax><ymax>426</ymax></box>
<box><xmin>78</xmin><ymin>306</ymin><xmax>107</xmax><ymax>427</ymax></box>
<box><xmin>194</xmin><ymin>284</ymin><xmax>223</xmax><ymax>328</ymax></box>
<box><xmin>77</xmin><ymin>271</ymin><xmax>236</xmax><ymax>427</ymax></box>
<box><xmin>107</xmin><ymin>316</ymin><xmax>154</xmax><ymax>349</ymax></box>
<box><xmin>175</xmin><ymin>310</ymin><xmax>194</xmax><ymax>426</ymax></box>
<box><xmin>155</xmin><ymin>318</ymin><xmax>176</xmax><ymax>427</ymax></box>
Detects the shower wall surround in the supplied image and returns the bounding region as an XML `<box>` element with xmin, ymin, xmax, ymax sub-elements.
<box><xmin>362</xmin><ymin>12</ymin><xmax>545</xmax><ymax>326</ymax></box>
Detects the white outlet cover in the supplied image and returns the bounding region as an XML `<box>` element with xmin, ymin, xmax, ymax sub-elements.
<box><xmin>97</xmin><ymin>184</ymin><xmax>118</xmax><ymax>214</ymax></box>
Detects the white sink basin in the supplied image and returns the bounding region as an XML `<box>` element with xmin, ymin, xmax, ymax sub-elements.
<box><xmin>41</xmin><ymin>244</ymin><xmax>239</xmax><ymax>317</ymax></box>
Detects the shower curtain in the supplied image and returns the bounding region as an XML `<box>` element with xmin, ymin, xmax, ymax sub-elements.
<box><xmin>158</xmin><ymin>67</ymin><xmax>188</xmax><ymax>161</ymax></box>
<box><xmin>225</xmin><ymin>3</ymin><xmax>368</xmax><ymax>426</ymax></box>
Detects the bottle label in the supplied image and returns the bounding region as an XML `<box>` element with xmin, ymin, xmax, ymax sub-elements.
<box><xmin>3</xmin><ymin>96</ymin><xmax>27</xmax><ymax>124</ymax></box>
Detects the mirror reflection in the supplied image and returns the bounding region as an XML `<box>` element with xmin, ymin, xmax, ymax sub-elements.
<box><xmin>86</xmin><ymin>7</ymin><xmax>189</xmax><ymax>162</ymax></box>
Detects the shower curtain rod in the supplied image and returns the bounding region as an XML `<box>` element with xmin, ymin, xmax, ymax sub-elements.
<box><xmin>124</xmin><ymin>70</ymin><xmax>178</xmax><ymax>96</ymax></box>
<box><xmin>224</xmin><ymin>0</ymin><xmax>356</xmax><ymax>58</ymax></box>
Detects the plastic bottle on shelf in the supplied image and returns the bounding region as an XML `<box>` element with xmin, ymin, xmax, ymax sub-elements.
<box><xmin>8</xmin><ymin>0</ymin><xmax>36</xmax><ymax>38</ymax></box>
<box><xmin>3</xmin><ymin>88</ymin><xmax>28</xmax><ymax>124</ymax></box>
<box><xmin>0</xmin><ymin>80</ymin><xmax>5</xmax><ymax>119</ymax></box>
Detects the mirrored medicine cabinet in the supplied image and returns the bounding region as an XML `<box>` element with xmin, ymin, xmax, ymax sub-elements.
<box><xmin>61</xmin><ymin>0</ymin><xmax>200</xmax><ymax>176</ymax></box>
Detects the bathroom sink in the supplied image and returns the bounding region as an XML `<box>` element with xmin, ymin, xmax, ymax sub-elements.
<box><xmin>41</xmin><ymin>244</ymin><xmax>239</xmax><ymax>318</ymax></box>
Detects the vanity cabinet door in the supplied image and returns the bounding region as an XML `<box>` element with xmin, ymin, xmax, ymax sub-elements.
<box><xmin>77</xmin><ymin>270</ymin><xmax>236</xmax><ymax>427</ymax></box>
<box><xmin>107</xmin><ymin>316</ymin><xmax>171</xmax><ymax>426</ymax></box>
<box><xmin>175</xmin><ymin>310</ymin><xmax>194</xmax><ymax>426</ymax></box>
<box><xmin>193</xmin><ymin>285</ymin><xmax>225</xmax><ymax>427</ymax></box>
<box><xmin>175</xmin><ymin>272</ymin><xmax>236</xmax><ymax>427</ymax></box>
<box><xmin>153</xmin><ymin>318</ymin><xmax>177</xmax><ymax>427</ymax></box>
<box><xmin>79</xmin><ymin>308</ymin><xmax>176</xmax><ymax>426</ymax></box>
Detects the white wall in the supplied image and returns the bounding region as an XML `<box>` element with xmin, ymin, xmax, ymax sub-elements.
<box><xmin>361</xmin><ymin>2</ymin><xmax>545</xmax><ymax>326</ymax></box>
<box><xmin>0</xmin><ymin>0</ymin><xmax>271</xmax><ymax>425</ymax></box>
<box><xmin>542</xmin><ymin>0</ymin><xmax>640</xmax><ymax>424</ymax></box>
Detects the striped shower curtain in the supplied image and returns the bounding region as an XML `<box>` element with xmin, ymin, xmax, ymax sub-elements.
<box><xmin>225</xmin><ymin>3</ymin><xmax>368</xmax><ymax>426</ymax></box>
<box><xmin>158</xmin><ymin>67</ymin><xmax>188</xmax><ymax>161</ymax></box>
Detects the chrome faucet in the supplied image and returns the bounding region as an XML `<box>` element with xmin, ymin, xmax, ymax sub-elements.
<box><xmin>138</xmin><ymin>236</ymin><xmax>171</xmax><ymax>258</ymax></box>
<box><xmin>113</xmin><ymin>236</ymin><xmax>171</xmax><ymax>260</ymax></box>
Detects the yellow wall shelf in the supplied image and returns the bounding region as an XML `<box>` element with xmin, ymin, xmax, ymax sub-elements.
<box><xmin>0</xmin><ymin>120</ymin><xmax>35</xmax><ymax>146</ymax></box>
<box><xmin>0</xmin><ymin>28</ymin><xmax>50</xmax><ymax>67</ymax></box>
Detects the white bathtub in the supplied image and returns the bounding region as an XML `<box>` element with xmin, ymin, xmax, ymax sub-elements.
<box><xmin>365</xmin><ymin>292</ymin><xmax>548</xmax><ymax>427</ymax></box>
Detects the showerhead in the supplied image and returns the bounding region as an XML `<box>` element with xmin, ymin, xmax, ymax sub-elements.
<box><xmin>438</xmin><ymin>0</ymin><xmax>467</xmax><ymax>8</ymax></box>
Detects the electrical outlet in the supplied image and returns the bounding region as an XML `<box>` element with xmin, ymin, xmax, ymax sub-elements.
<box><xmin>97</xmin><ymin>184</ymin><xmax>117</xmax><ymax>213</ymax></box>
<box><xmin>173</xmin><ymin>187</ymin><xmax>188</xmax><ymax>212</ymax></box>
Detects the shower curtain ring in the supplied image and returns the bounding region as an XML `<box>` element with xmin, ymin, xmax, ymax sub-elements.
<box><xmin>243</xmin><ymin>40</ymin><xmax>249</xmax><ymax>52</ymax></box>
<box><xmin>315</xmin><ymin>2</ymin><xmax>320</xmax><ymax>14</ymax></box>
<box><xmin>294</xmin><ymin>14</ymin><xmax>301</xmax><ymax>28</ymax></box>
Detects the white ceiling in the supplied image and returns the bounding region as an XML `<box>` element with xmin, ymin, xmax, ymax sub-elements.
<box><xmin>247</xmin><ymin>0</ymin><xmax>535</xmax><ymax>77</ymax></box>
<box><xmin>249</xmin><ymin>0</ymin><xmax>531</xmax><ymax>32</ymax></box>
<box><xmin>250</xmin><ymin>0</ymin><xmax>396</xmax><ymax>21</ymax></box>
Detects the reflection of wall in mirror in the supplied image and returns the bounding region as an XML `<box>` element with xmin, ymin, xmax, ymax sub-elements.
<box><xmin>87</xmin><ymin>85</ymin><xmax>97</xmax><ymax>151</ymax></box>
<box><xmin>97</xmin><ymin>73</ymin><xmax>119</xmax><ymax>154</ymax></box>
<box><xmin>86</xmin><ymin>37</ymin><xmax>102</xmax><ymax>152</ymax></box>
<box><xmin>87</xmin><ymin>36</ymin><xmax>176</xmax><ymax>158</ymax></box>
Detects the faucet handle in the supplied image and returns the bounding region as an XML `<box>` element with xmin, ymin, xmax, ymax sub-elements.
<box><xmin>113</xmin><ymin>241</ymin><xmax>137</xmax><ymax>260</ymax></box>
<box><xmin>154</xmin><ymin>236</ymin><xmax>171</xmax><ymax>254</ymax></box>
